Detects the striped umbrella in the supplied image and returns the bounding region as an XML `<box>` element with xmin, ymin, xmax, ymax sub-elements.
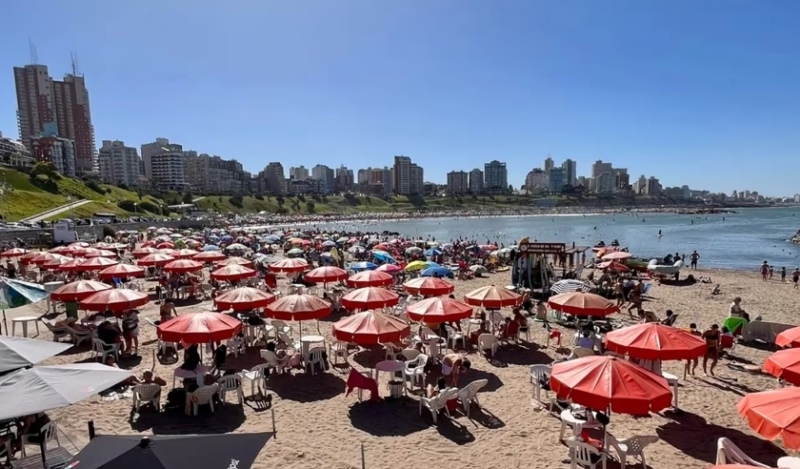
<box><xmin>550</xmin><ymin>279</ymin><xmax>593</xmax><ymax>294</ymax></box>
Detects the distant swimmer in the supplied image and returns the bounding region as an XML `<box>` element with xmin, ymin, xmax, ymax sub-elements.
<box><xmin>658</xmin><ymin>230</ymin><xmax>662</xmax><ymax>237</ymax></box>
<box><xmin>593</xmin><ymin>226</ymin><xmax>597</xmax><ymax>230</ymax></box>
<box><xmin>691</xmin><ymin>220</ymin><xmax>694</xmax><ymax>225</ymax></box>
<box><xmin>642</xmin><ymin>218</ymin><xmax>646</xmax><ymax>222</ymax></box>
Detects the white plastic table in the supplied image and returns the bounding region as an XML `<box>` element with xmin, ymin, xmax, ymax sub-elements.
<box><xmin>12</xmin><ymin>316</ymin><xmax>40</xmax><ymax>337</ymax></box>
<box><xmin>300</xmin><ymin>335</ymin><xmax>325</xmax><ymax>359</ymax></box>
<box><xmin>173</xmin><ymin>364</ymin><xmax>209</xmax><ymax>387</ymax></box>
<box><xmin>373</xmin><ymin>359</ymin><xmax>405</xmax><ymax>384</ymax></box>
<box><xmin>559</xmin><ymin>408</ymin><xmax>588</xmax><ymax>440</ymax></box>
<box><xmin>661</xmin><ymin>371</ymin><xmax>679</xmax><ymax>408</ymax></box>
<box><xmin>778</xmin><ymin>456</ymin><xmax>800</xmax><ymax>469</ymax></box>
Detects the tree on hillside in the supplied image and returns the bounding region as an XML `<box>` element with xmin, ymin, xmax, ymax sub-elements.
<box><xmin>182</xmin><ymin>191</ymin><xmax>193</xmax><ymax>204</ymax></box>
<box><xmin>305</xmin><ymin>201</ymin><xmax>315</xmax><ymax>213</ymax></box>
<box><xmin>30</xmin><ymin>161</ymin><xmax>60</xmax><ymax>181</ymax></box>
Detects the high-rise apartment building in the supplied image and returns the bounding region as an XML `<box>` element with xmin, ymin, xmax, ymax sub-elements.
<box><xmin>13</xmin><ymin>64</ymin><xmax>96</xmax><ymax>175</ymax></box>
<box><xmin>311</xmin><ymin>164</ymin><xmax>335</xmax><ymax>194</ymax></box>
<box><xmin>446</xmin><ymin>171</ymin><xmax>469</xmax><ymax>195</ymax></box>
<box><xmin>562</xmin><ymin>159</ymin><xmax>577</xmax><ymax>186</ymax></box>
<box><xmin>525</xmin><ymin>169</ymin><xmax>548</xmax><ymax>192</ymax></box>
<box><xmin>289</xmin><ymin>166</ymin><xmax>309</xmax><ymax>181</ymax></box>
<box><xmin>548</xmin><ymin>167</ymin><xmax>567</xmax><ymax>193</ymax></box>
<box><xmin>30</xmin><ymin>122</ymin><xmax>76</xmax><ymax>176</ymax></box>
<box><xmin>335</xmin><ymin>165</ymin><xmax>354</xmax><ymax>192</ymax></box>
<box><xmin>410</xmin><ymin>163</ymin><xmax>423</xmax><ymax>195</ymax></box>
<box><xmin>484</xmin><ymin>160</ymin><xmax>508</xmax><ymax>192</ymax></box>
<box><xmin>544</xmin><ymin>157</ymin><xmax>554</xmax><ymax>174</ymax></box>
<box><xmin>141</xmin><ymin>138</ymin><xmax>179</xmax><ymax>181</ymax></box>
<box><xmin>98</xmin><ymin>140</ymin><xmax>140</xmax><ymax>186</ymax></box>
<box><xmin>149</xmin><ymin>146</ymin><xmax>187</xmax><ymax>191</ymax></box>
<box><xmin>261</xmin><ymin>162</ymin><xmax>286</xmax><ymax>195</ymax></box>
<box><xmin>393</xmin><ymin>155</ymin><xmax>412</xmax><ymax>195</ymax></box>
<box><xmin>469</xmin><ymin>168</ymin><xmax>484</xmax><ymax>194</ymax></box>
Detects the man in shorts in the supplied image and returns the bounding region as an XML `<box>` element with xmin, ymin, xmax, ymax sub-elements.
<box><xmin>441</xmin><ymin>353</ymin><xmax>471</xmax><ymax>387</ymax></box>
<box><xmin>690</xmin><ymin>250</ymin><xmax>700</xmax><ymax>270</ymax></box>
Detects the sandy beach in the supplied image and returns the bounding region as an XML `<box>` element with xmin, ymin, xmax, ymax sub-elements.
<box><xmin>10</xmin><ymin>267</ymin><xmax>799</xmax><ymax>469</ymax></box>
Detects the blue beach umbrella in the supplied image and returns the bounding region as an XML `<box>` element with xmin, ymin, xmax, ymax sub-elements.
<box><xmin>350</xmin><ymin>262</ymin><xmax>377</xmax><ymax>271</ymax></box>
<box><xmin>371</xmin><ymin>251</ymin><xmax>397</xmax><ymax>264</ymax></box>
<box><xmin>424</xmin><ymin>248</ymin><xmax>442</xmax><ymax>257</ymax></box>
<box><xmin>420</xmin><ymin>266</ymin><xmax>454</xmax><ymax>278</ymax></box>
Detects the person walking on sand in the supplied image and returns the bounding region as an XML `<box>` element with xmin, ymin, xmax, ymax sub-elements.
<box><xmin>690</xmin><ymin>250</ymin><xmax>700</xmax><ymax>270</ymax></box>
<box><xmin>760</xmin><ymin>261</ymin><xmax>769</xmax><ymax>282</ymax></box>
<box><xmin>781</xmin><ymin>267</ymin><xmax>787</xmax><ymax>283</ymax></box>
<box><xmin>702</xmin><ymin>324</ymin><xmax>721</xmax><ymax>376</ymax></box>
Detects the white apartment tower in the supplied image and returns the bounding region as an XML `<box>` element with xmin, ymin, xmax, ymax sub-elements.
<box><xmin>98</xmin><ymin>140</ymin><xmax>140</xmax><ymax>186</ymax></box>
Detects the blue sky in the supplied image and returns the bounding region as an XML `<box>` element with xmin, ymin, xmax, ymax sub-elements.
<box><xmin>1</xmin><ymin>1</ymin><xmax>798</xmax><ymax>196</ymax></box>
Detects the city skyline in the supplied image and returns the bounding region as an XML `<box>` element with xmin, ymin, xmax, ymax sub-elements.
<box><xmin>1</xmin><ymin>2</ymin><xmax>799</xmax><ymax>196</ymax></box>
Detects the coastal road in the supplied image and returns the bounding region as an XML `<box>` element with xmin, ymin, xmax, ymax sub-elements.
<box><xmin>20</xmin><ymin>199</ymin><xmax>92</xmax><ymax>223</ymax></box>
<box><xmin>192</xmin><ymin>197</ymin><xmax>205</xmax><ymax>203</ymax></box>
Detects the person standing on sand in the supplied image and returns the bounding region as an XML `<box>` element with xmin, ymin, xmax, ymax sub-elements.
<box><xmin>690</xmin><ymin>250</ymin><xmax>700</xmax><ymax>270</ymax></box>
<box><xmin>760</xmin><ymin>261</ymin><xmax>770</xmax><ymax>282</ymax></box>
<box><xmin>701</xmin><ymin>324</ymin><xmax>721</xmax><ymax>376</ymax></box>
<box><xmin>781</xmin><ymin>267</ymin><xmax>787</xmax><ymax>283</ymax></box>
<box><xmin>793</xmin><ymin>268</ymin><xmax>800</xmax><ymax>289</ymax></box>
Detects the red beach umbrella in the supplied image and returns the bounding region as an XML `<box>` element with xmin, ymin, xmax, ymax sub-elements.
<box><xmin>763</xmin><ymin>348</ymin><xmax>800</xmax><ymax>386</ymax></box>
<box><xmin>18</xmin><ymin>251</ymin><xmax>43</xmax><ymax>265</ymax></box>
<box><xmin>264</xmin><ymin>294</ymin><xmax>332</xmax><ymax>322</ymax></box>
<box><xmin>98</xmin><ymin>263</ymin><xmax>146</xmax><ymax>280</ymax></box>
<box><xmin>332</xmin><ymin>310</ymin><xmax>410</xmax><ymax>345</ymax></box>
<box><xmin>550</xmin><ymin>355</ymin><xmax>673</xmax><ymax>414</ymax></box>
<box><xmin>737</xmin><ymin>387</ymin><xmax>800</xmax><ymax>449</ymax></box>
<box><xmin>776</xmin><ymin>326</ymin><xmax>800</xmax><ymax>349</ymax></box>
<box><xmin>31</xmin><ymin>253</ymin><xmax>69</xmax><ymax>266</ymax></box>
<box><xmin>57</xmin><ymin>259</ymin><xmax>87</xmax><ymax>272</ymax></box>
<box><xmin>137</xmin><ymin>253</ymin><xmax>175</xmax><ymax>267</ymax></box>
<box><xmin>597</xmin><ymin>261</ymin><xmax>629</xmax><ymax>272</ymax></box>
<box><xmin>376</xmin><ymin>264</ymin><xmax>402</xmax><ymax>274</ymax></box>
<box><xmin>305</xmin><ymin>266</ymin><xmax>348</xmax><ymax>284</ymax></box>
<box><xmin>548</xmin><ymin>292</ymin><xmax>620</xmax><ymax>317</ymax></box>
<box><xmin>41</xmin><ymin>256</ymin><xmax>75</xmax><ymax>270</ymax></box>
<box><xmin>163</xmin><ymin>259</ymin><xmax>204</xmax><ymax>274</ymax></box>
<box><xmin>48</xmin><ymin>245</ymin><xmax>71</xmax><ymax>254</ymax></box>
<box><xmin>402</xmin><ymin>277</ymin><xmax>455</xmax><ymax>296</ymax></box>
<box><xmin>0</xmin><ymin>248</ymin><xmax>27</xmax><ymax>258</ymax></box>
<box><xmin>406</xmin><ymin>297</ymin><xmax>473</xmax><ymax>324</ymax></box>
<box><xmin>346</xmin><ymin>271</ymin><xmax>393</xmax><ymax>288</ymax></box>
<box><xmin>80</xmin><ymin>289</ymin><xmax>150</xmax><ymax>312</ymax></box>
<box><xmin>193</xmin><ymin>251</ymin><xmax>227</xmax><ymax>263</ymax></box>
<box><xmin>601</xmin><ymin>251</ymin><xmax>633</xmax><ymax>261</ymax></box>
<box><xmin>463</xmin><ymin>285</ymin><xmax>522</xmax><ymax>309</ymax></box>
<box><xmin>76</xmin><ymin>257</ymin><xmax>120</xmax><ymax>271</ymax></box>
<box><xmin>214</xmin><ymin>256</ymin><xmax>255</xmax><ymax>268</ymax></box>
<box><xmin>215</xmin><ymin>287</ymin><xmax>277</xmax><ymax>311</ymax></box>
<box><xmin>49</xmin><ymin>280</ymin><xmax>112</xmax><ymax>302</ymax></box>
<box><xmin>210</xmin><ymin>265</ymin><xmax>257</xmax><ymax>282</ymax></box>
<box><xmin>173</xmin><ymin>249</ymin><xmax>199</xmax><ymax>259</ymax></box>
<box><xmin>268</xmin><ymin>258</ymin><xmax>308</xmax><ymax>274</ymax></box>
<box><xmin>341</xmin><ymin>287</ymin><xmax>399</xmax><ymax>311</ymax></box>
<box><xmin>605</xmin><ymin>323</ymin><xmax>706</xmax><ymax>360</ymax></box>
<box><xmin>83</xmin><ymin>249</ymin><xmax>116</xmax><ymax>258</ymax></box>
<box><xmin>157</xmin><ymin>312</ymin><xmax>243</xmax><ymax>344</ymax></box>
<box><xmin>131</xmin><ymin>247</ymin><xmax>157</xmax><ymax>258</ymax></box>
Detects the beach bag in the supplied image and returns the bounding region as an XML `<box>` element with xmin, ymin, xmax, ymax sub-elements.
<box><xmin>165</xmin><ymin>389</ymin><xmax>186</xmax><ymax>412</ymax></box>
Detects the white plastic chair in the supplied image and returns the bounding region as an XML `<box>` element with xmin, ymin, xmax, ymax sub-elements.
<box><xmin>382</xmin><ymin>343</ymin><xmax>400</xmax><ymax>360</ymax></box>
<box><xmin>606</xmin><ymin>434</ymin><xmax>659</xmax><ymax>468</ymax></box>
<box><xmin>132</xmin><ymin>383</ymin><xmax>161</xmax><ymax>413</ymax></box>
<box><xmin>327</xmin><ymin>341</ymin><xmax>350</xmax><ymax>366</ymax></box>
<box><xmin>419</xmin><ymin>388</ymin><xmax>459</xmax><ymax>423</ymax></box>
<box><xmin>404</xmin><ymin>353</ymin><xmax>428</xmax><ymax>390</ymax></box>
<box><xmin>445</xmin><ymin>324</ymin><xmax>466</xmax><ymax>350</ymax></box>
<box><xmin>401</xmin><ymin>348</ymin><xmax>421</xmax><ymax>361</ymax></box>
<box><xmin>41</xmin><ymin>318</ymin><xmax>71</xmax><ymax>342</ymax></box>
<box><xmin>306</xmin><ymin>347</ymin><xmax>326</xmax><ymax>375</ymax></box>
<box><xmin>271</xmin><ymin>320</ymin><xmax>292</xmax><ymax>337</ymax></box>
<box><xmin>226</xmin><ymin>337</ymin><xmax>245</xmax><ymax>357</ymax></box>
<box><xmin>242</xmin><ymin>363</ymin><xmax>271</xmax><ymax>396</ymax></box>
<box><xmin>260</xmin><ymin>349</ymin><xmax>288</xmax><ymax>374</ymax></box>
<box><xmin>715</xmin><ymin>437</ymin><xmax>770</xmax><ymax>467</ymax></box>
<box><xmin>457</xmin><ymin>379</ymin><xmax>488</xmax><ymax>417</ymax></box>
<box><xmin>187</xmin><ymin>383</ymin><xmax>220</xmax><ymax>416</ymax></box>
<box><xmin>92</xmin><ymin>338</ymin><xmax>120</xmax><ymax>363</ymax></box>
<box><xmin>477</xmin><ymin>333</ymin><xmax>499</xmax><ymax>356</ymax></box>
<box><xmin>568</xmin><ymin>440</ymin><xmax>607</xmax><ymax>469</ymax></box>
<box><xmin>529</xmin><ymin>364</ymin><xmax>552</xmax><ymax>404</ymax></box>
<box><xmin>20</xmin><ymin>419</ymin><xmax>60</xmax><ymax>457</ymax></box>
<box><xmin>218</xmin><ymin>374</ymin><xmax>244</xmax><ymax>405</ymax></box>
<box><xmin>65</xmin><ymin>324</ymin><xmax>91</xmax><ymax>346</ymax></box>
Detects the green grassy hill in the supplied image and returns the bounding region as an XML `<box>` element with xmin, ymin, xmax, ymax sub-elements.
<box><xmin>0</xmin><ymin>167</ymin><xmax>164</xmax><ymax>221</ymax></box>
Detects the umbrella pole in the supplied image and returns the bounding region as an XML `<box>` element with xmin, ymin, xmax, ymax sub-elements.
<box><xmin>2</xmin><ymin>310</ymin><xmax>6</xmax><ymax>336</ymax></box>
<box><xmin>361</xmin><ymin>443</ymin><xmax>366</xmax><ymax>469</ymax></box>
<box><xmin>271</xmin><ymin>407</ymin><xmax>277</xmax><ymax>438</ymax></box>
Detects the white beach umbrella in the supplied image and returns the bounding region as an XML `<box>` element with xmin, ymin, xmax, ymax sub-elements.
<box><xmin>550</xmin><ymin>279</ymin><xmax>593</xmax><ymax>294</ymax></box>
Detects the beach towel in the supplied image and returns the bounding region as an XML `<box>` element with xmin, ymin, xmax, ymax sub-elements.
<box><xmin>345</xmin><ymin>369</ymin><xmax>380</xmax><ymax>401</ymax></box>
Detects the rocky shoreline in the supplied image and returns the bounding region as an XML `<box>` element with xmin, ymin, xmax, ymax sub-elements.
<box><xmin>793</xmin><ymin>229</ymin><xmax>800</xmax><ymax>244</ymax></box>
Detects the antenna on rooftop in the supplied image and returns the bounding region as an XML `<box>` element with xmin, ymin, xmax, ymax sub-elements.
<box><xmin>28</xmin><ymin>38</ymin><xmax>38</xmax><ymax>64</ymax></box>
<box><xmin>70</xmin><ymin>51</ymin><xmax>81</xmax><ymax>76</ymax></box>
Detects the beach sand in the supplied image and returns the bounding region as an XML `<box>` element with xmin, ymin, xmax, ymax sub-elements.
<box><xmin>12</xmin><ymin>268</ymin><xmax>800</xmax><ymax>469</ymax></box>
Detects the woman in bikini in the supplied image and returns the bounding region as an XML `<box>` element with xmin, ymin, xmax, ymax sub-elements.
<box><xmin>701</xmin><ymin>324</ymin><xmax>721</xmax><ymax>376</ymax></box>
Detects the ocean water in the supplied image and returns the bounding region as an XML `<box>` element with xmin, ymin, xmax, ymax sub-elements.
<box><xmin>322</xmin><ymin>207</ymin><xmax>800</xmax><ymax>271</ymax></box>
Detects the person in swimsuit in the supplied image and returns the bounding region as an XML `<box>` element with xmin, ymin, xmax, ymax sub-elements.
<box><xmin>701</xmin><ymin>324</ymin><xmax>721</xmax><ymax>376</ymax></box>
<box><xmin>441</xmin><ymin>353</ymin><xmax>471</xmax><ymax>387</ymax></box>
<box><xmin>686</xmin><ymin>323</ymin><xmax>701</xmax><ymax>376</ymax></box>
<box><xmin>158</xmin><ymin>300</ymin><xmax>177</xmax><ymax>324</ymax></box>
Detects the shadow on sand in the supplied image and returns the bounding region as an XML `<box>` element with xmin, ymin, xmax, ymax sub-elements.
<box><xmin>657</xmin><ymin>411</ymin><xmax>786</xmax><ymax>465</ymax></box>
